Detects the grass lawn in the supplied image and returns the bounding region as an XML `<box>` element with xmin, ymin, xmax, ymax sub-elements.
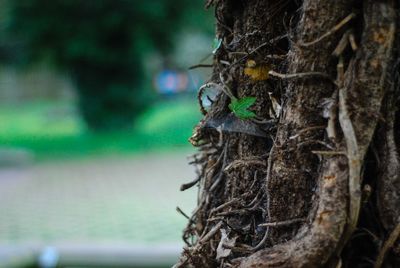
<box><xmin>0</xmin><ymin>97</ymin><xmax>201</xmax><ymax>161</ymax></box>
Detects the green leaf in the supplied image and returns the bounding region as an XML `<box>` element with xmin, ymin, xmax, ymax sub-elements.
<box><xmin>229</xmin><ymin>97</ymin><xmax>257</xmax><ymax>119</ymax></box>
<box><xmin>229</xmin><ymin>96</ymin><xmax>256</xmax><ymax>112</ymax></box>
<box><xmin>233</xmin><ymin>109</ymin><xmax>256</xmax><ymax>119</ymax></box>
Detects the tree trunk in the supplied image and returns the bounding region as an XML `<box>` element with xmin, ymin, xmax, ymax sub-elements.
<box><xmin>177</xmin><ymin>0</ymin><xmax>399</xmax><ymax>267</ymax></box>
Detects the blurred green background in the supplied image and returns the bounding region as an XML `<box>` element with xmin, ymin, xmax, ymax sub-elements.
<box><xmin>0</xmin><ymin>0</ymin><xmax>214</xmax><ymax>157</ymax></box>
<box><xmin>0</xmin><ymin>0</ymin><xmax>213</xmax><ymax>267</ymax></box>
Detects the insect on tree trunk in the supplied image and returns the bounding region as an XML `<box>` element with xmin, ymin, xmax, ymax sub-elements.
<box><xmin>176</xmin><ymin>0</ymin><xmax>400</xmax><ymax>267</ymax></box>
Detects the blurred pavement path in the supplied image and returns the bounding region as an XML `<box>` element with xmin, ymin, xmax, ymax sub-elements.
<box><xmin>0</xmin><ymin>150</ymin><xmax>197</xmax><ymax>266</ymax></box>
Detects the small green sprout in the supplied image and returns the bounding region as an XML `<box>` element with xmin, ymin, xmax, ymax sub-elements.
<box><xmin>228</xmin><ymin>96</ymin><xmax>257</xmax><ymax>119</ymax></box>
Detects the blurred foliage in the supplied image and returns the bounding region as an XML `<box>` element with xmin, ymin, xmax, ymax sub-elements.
<box><xmin>3</xmin><ymin>0</ymin><xmax>213</xmax><ymax>131</ymax></box>
<box><xmin>0</xmin><ymin>98</ymin><xmax>201</xmax><ymax>160</ymax></box>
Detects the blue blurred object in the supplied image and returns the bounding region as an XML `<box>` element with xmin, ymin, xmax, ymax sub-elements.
<box><xmin>155</xmin><ymin>70</ymin><xmax>180</xmax><ymax>95</ymax></box>
<box><xmin>38</xmin><ymin>246</ymin><xmax>59</xmax><ymax>268</ymax></box>
<box><xmin>154</xmin><ymin>69</ymin><xmax>197</xmax><ymax>95</ymax></box>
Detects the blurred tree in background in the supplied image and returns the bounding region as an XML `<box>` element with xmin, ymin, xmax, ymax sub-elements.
<box><xmin>3</xmin><ymin>0</ymin><xmax>213</xmax><ymax>131</ymax></box>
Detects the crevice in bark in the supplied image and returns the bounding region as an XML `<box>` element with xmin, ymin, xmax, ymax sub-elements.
<box><xmin>375</xmin><ymin>12</ymin><xmax>400</xmax><ymax>265</ymax></box>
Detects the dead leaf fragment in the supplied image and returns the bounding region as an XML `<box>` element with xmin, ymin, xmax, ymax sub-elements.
<box><xmin>268</xmin><ymin>93</ymin><xmax>282</xmax><ymax>118</ymax></box>
<box><xmin>216</xmin><ymin>228</ymin><xmax>237</xmax><ymax>260</ymax></box>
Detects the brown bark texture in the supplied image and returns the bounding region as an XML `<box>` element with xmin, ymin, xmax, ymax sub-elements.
<box><xmin>176</xmin><ymin>0</ymin><xmax>400</xmax><ymax>267</ymax></box>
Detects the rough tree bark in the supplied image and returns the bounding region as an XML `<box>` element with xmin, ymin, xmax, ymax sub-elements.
<box><xmin>176</xmin><ymin>0</ymin><xmax>399</xmax><ymax>267</ymax></box>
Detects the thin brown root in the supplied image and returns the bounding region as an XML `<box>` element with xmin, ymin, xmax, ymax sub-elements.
<box><xmin>181</xmin><ymin>177</ymin><xmax>201</xmax><ymax>191</ymax></box>
<box><xmin>259</xmin><ymin>218</ymin><xmax>306</xmax><ymax>227</ymax></box>
<box><xmin>299</xmin><ymin>13</ymin><xmax>356</xmax><ymax>47</ymax></box>
<box><xmin>374</xmin><ymin>218</ymin><xmax>400</xmax><ymax>268</ymax></box>
<box><xmin>268</xmin><ymin>70</ymin><xmax>332</xmax><ymax>80</ymax></box>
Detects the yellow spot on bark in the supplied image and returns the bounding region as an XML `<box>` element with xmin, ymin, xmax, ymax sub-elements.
<box><xmin>324</xmin><ymin>175</ymin><xmax>336</xmax><ymax>180</ymax></box>
<box><xmin>373</xmin><ymin>28</ymin><xmax>389</xmax><ymax>44</ymax></box>
<box><xmin>244</xmin><ymin>60</ymin><xmax>270</xmax><ymax>81</ymax></box>
<box><xmin>317</xmin><ymin>210</ymin><xmax>333</xmax><ymax>226</ymax></box>
<box><xmin>370</xmin><ymin>59</ymin><xmax>380</xmax><ymax>69</ymax></box>
<box><xmin>246</xmin><ymin>60</ymin><xmax>257</xmax><ymax>68</ymax></box>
